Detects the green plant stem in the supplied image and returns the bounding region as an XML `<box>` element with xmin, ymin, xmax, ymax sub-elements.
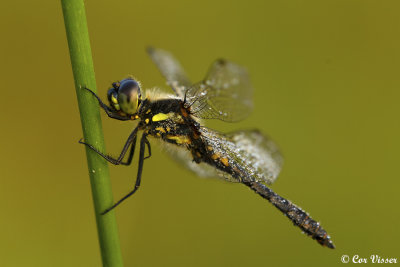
<box><xmin>61</xmin><ymin>0</ymin><xmax>123</xmax><ymax>266</ymax></box>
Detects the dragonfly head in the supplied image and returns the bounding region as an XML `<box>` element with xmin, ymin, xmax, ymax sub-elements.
<box><xmin>107</xmin><ymin>78</ymin><xmax>142</xmax><ymax>115</ymax></box>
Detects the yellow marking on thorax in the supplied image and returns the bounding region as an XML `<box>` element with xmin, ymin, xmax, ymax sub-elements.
<box><xmin>152</xmin><ymin>113</ymin><xmax>169</xmax><ymax>122</ymax></box>
<box><xmin>167</xmin><ymin>135</ymin><xmax>191</xmax><ymax>144</ymax></box>
<box><xmin>146</xmin><ymin>109</ymin><xmax>151</xmax><ymax>114</ymax></box>
<box><xmin>145</xmin><ymin>118</ymin><xmax>150</xmax><ymax>124</ymax></box>
<box><xmin>155</xmin><ymin>127</ymin><xmax>166</xmax><ymax>133</ymax></box>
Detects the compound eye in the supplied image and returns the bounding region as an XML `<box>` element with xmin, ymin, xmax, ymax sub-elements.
<box><xmin>117</xmin><ymin>78</ymin><xmax>141</xmax><ymax>114</ymax></box>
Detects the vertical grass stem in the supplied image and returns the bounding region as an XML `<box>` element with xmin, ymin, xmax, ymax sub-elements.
<box><xmin>61</xmin><ymin>0</ymin><xmax>124</xmax><ymax>266</ymax></box>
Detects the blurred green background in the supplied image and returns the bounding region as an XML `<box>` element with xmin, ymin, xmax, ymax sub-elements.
<box><xmin>1</xmin><ymin>0</ymin><xmax>399</xmax><ymax>266</ymax></box>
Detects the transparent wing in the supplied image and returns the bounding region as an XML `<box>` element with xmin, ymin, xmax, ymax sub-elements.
<box><xmin>199</xmin><ymin>128</ymin><xmax>283</xmax><ymax>184</ymax></box>
<box><xmin>162</xmin><ymin>128</ymin><xmax>283</xmax><ymax>185</ymax></box>
<box><xmin>162</xmin><ymin>142</ymin><xmax>219</xmax><ymax>178</ymax></box>
<box><xmin>185</xmin><ymin>59</ymin><xmax>253</xmax><ymax>122</ymax></box>
<box><xmin>147</xmin><ymin>47</ymin><xmax>191</xmax><ymax>98</ymax></box>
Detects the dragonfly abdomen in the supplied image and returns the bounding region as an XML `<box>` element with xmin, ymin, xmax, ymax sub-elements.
<box><xmin>244</xmin><ymin>181</ymin><xmax>335</xmax><ymax>249</ymax></box>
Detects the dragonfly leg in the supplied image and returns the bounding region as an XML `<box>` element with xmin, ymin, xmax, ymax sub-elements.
<box><xmin>121</xmin><ymin>135</ymin><xmax>137</xmax><ymax>166</ymax></box>
<box><xmin>143</xmin><ymin>138</ymin><xmax>151</xmax><ymax>160</ymax></box>
<box><xmin>82</xmin><ymin>86</ymin><xmax>131</xmax><ymax>121</ymax></box>
<box><xmin>101</xmin><ymin>133</ymin><xmax>149</xmax><ymax>215</ymax></box>
<box><xmin>79</xmin><ymin>127</ymin><xmax>139</xmax><ymax>165</ymax></box>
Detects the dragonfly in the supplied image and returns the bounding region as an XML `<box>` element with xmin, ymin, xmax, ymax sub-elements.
<box><xmin>80</xmin><ymin>47</ymin><xmax>335</xmax><ymax>249</ymax></box>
